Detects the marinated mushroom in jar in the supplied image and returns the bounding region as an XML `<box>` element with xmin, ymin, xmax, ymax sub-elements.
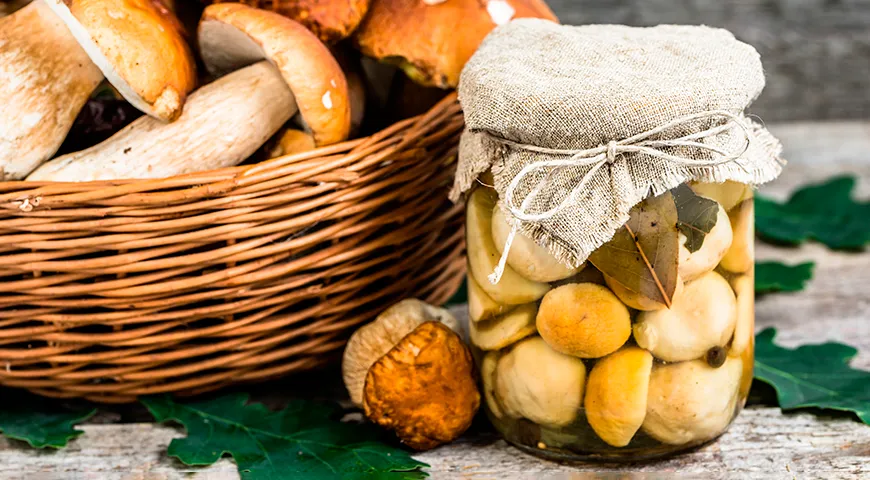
<box><xmin>633</xmin><ymin>271</ymin><xmax>737</xmax><ymax>362</ymax></box>
<box><xmin>584</xmin><ymin>346</ymin><xmax>653</xmax><ymax>447</ymax></box>
<box><xmin>491</xmin><ymin>206</ymin><xmax>583</xmax><ymax>283</ymax></box>
<box><xmin>643</xmin><ymin>356</ymin><xmax>743</xmax><ymax>445</ymax></box>
<box><xmin>467</xmin><ymin>274</ymin><xmax>513</xmax><ymax>323</ymax></box>
<box><xmin>469</xmin><ymin>303</ymin><xmax>537</xmax><ymax>351</ymax></box>
<box><xmin>536</xmin><ymin>283</ymin><xmax>631</xmax><ymax>358</ymax></box>
<box><xmin>495</xmin><ymin>336</ymin><xmax>587</xmax><ymax>427</ymax></box>
<box><xmin>720</xmin><ymin>199</ymin><xmax>755</xmax><ymax>273</ymax></box>
<box><xmin>466</xmin><ymin>187</ymin><xmax>551</xmax><ymax>305</ymax></box>
<box><xmin>678</xmin><ymin>200</ymin><xmax>733</xmax><ymax>282</ymax></box>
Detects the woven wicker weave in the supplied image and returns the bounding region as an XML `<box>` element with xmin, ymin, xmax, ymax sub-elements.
<box><xmin>0</xmin><ymin>95</ymin><xmax>465</xmax><ymax>403</ymax></box>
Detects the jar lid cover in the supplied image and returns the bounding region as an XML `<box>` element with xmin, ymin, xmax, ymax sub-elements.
<box><xmin>451</xmin><ymin>20</ymin><xmax>783</xmax><ymax>269</ymax></box>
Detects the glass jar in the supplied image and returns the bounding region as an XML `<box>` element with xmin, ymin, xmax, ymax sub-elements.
<box><xmin>467</xmin><ymin>174</ymin><xmax>754</xmax><ymax>461</ymax></box>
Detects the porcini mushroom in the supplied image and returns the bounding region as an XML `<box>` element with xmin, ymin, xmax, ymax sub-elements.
<box><xmin>495</xmin><ymin>336</ymin><xmax>586</xmax><ymax>427</ymax></box>
<box><xmin>720</xmin><ymin>199</ymin><xmax>754</xmax><ymax>273</ymax></box>
<box><xmin>342</xmin><ymin>299</ymin><xmax>478</xmax><ymax>451</ymax></box>
<box><xmin>353</xmin><ymin>0</ymin><xmax>558</xmax><ymax>88</ymax></box>
<box><xmin>491</xmin><ymin>206</ymin><xmax>583</xmax><ymax>283</ymax></box>
<box><xmin>480</xmin><ymin>351</ymin><xmax>505</xmax><ymax>419</ymax></box>
<box><xmin>342</xmin><ymin>298</ymin><xmax>459</xmax><ymax>406</ymax></box>
<box><xmin>1</xmin><ymin>0</ymin><xmax>195</xmax><ymax>179</ymax></box>
<box><xmin>469</xmin><ymin>303</ymin><xmax>537</xmax><ymax>351</ymax></box>
<box><xmin>467</xmin><ymin>274</ymin><xmax>513</xmax><ymax>323</ymax></box>
<box><xmin>634</xmin><ymin>271</ymin><xmax>737</xmax><ymax>362</ymax></box>
<box><xmin>466</xmin><ymin>187</ymin><xmax>551</xmax><ymax>305</ymax></box>
<box><xmin>678</xmin><ymin>201</ymin><xmax>733</xmax><ymax>282</ymax></box>
<box><xmin>28</xmin><ymin>3</ymin><xmax>350</xmax><ymax>181</ymax></box>
<box><xmin>200</xmin><ymin>0</ymin><xmax>371</xmax><ymax>43</ymax></box>
<box><xmin>642</xmin><ymin>356</ymin><xmax>743</xmax><ymax>445</ymax></box>
<box><xmin>690</xmin><ymin>181</ymin><xmax>753</xmax><ymax>212</ymax></box>
<box><xmin>536</xmin><ymin>283</ymin><xmax>631</xmax><ymax>358</ymax></box>
<box><xmin>266</xmin><ymin>128</ymin><xmax>316</xmax><ymax>159</ymax></box>
<box><xmin>729</xmin><ymin>273</ymin><xmax>754</xmax><ymax>357</ymax></box>
<box><xmin>584</xmin><ymin>346</ymin><xmax>653</xmax><ymax>447</ymax></box>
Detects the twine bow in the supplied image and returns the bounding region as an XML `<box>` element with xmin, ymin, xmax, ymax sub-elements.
<box><xmin>487</xmin><ymin>110</ymin><xmax>752</xmax><ymax>285</ymax></box>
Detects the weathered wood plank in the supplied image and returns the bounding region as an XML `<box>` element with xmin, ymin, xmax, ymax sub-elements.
<box><xmin>0</xmin><ymin>407</ymin><xmax>865</xmax><ymax>480</ymax></box>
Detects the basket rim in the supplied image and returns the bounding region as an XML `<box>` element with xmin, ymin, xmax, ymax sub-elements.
<box><xmin>0</xmin><ymin>92</ymin><xmax>461</xmax><ymax>210</ymax></box>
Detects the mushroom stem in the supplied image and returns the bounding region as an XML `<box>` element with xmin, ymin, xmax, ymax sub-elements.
<box><xmin>0</xmin><ymin>0</ymin><xmax>103</xmax><ymax>180</ymax></box>
<box><xmin>28</xmin><ymin>61</ymin><xmax>298</xmax><ymax>181</ymax></box>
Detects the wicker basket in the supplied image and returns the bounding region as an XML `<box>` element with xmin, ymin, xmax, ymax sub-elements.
<box><xmin>0</xmin><ymin>95</ymin><xmax>465</xmax><ymax>403</ymax></box>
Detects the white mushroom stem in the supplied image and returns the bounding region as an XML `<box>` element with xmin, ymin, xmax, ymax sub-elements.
<box><xmin>28</xmin><ymin>61</ymin><xmax>298</xmax><ymax>182</ymax></box>
<box><xmin>0</xmin><ymin>0</ymin><xmax>103</xmax><ymax>180</ymax></box>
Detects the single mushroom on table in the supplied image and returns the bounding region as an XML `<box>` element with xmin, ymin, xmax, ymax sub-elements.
<box><xmin>27</xmin><ymin>3</ymin><xmax>351</xmax><ymax>181</ymax></box>
<box><xmin>0</xmin><ymin>0</ymin><xmax>196</xmax><ymax>180</ymax></box>
<box><xmin>342</xmin><ymin>299</ymin><xmax>479</xmax><ymax>451</ymax></box>
<box><xmin>198</xmin><ymin>0</ymin><xmax>371</xmax><ymax>43</ymax></box>
<box><xmin>353</xmin><ymin>0</ymin><xmax>558</xmax><ymax>88</ymax></box>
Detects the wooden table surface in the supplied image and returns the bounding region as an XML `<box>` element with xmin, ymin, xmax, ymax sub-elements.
<box><xmin>1</xmin><ymin>122</ymin><xmax>869</xmax><ymax>479</ymax></box>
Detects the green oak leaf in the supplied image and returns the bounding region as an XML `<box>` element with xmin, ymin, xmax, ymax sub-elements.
<box><xmin>754</xmin><ymin>328</ymin><xmax>870</xmax><ymax>424</ymax></box>
<box><xmin>142</xmin><ymin>394</ymin><xmax>428</xmax><ymax>480</ymax></box>
<box><xmin>0</xmin><ymin>391</ymin><xmax>95</xmax><ymax>449</ymax></box>
<box><xmin>755</xmin><ymin>176</ymin><xmax>870</xmax><ymax>249</ymax></box>
<box><xmin>755</xmin><ymin>261</ymin><xmax>815</xmax><ymax>293</ymax></box>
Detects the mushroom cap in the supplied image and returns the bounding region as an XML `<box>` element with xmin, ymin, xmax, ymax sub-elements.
<box><xmin>342</xmin><ymin>298</ymin><xmax>458</xmax><ymax>407</ymax></box>
<box><xmin>729</xmin><ymin>273</ymin><xmax>754</xmax><ymax>358</ymax></box>
<box><xmin>689</xmin><ymin>180</ymin><xmax>754</xmax><ymax>212</ymax></box>
<box><xmin>720</xmin><ymin>199</ymin><xmax>755</xmax><ymax>273</ymax></box>
<box><xmin>634</xmin><ymin>271</ymin><xmax>738</xmax><ymax>362</ymax></box>
<box><xmin>491</xmin><ymin>205</ymin><xmax>582</xmax><ymax>283</ymax></box>
<box><xmin>495</xmin><ymin>336</ymin><xmax>586</xmax><ymax>427</ymax></box>
<box><xmin>480</xmin><ymin>351</ymin><xmax>505</xmax><ymax>419</ymax></box>
<box><xmin>466</xmin><ymin>187</ymin><xmax>550</xmax><ymax>305</ymax></box>
<box><xmin>198</xmin><ymin>3</ymin><xmax>351</xmax><ymax>146</ymax></box>
<box><xmin>467</xmin><ymin>274</ymin><xmax>513</xmax><ymax>323</ymax></box>
<box><xmin>469</xmin><ymin>302</ymin><xmax>537</xmax><ymax>351</ymax></box>
<box><xmin>363</xmin><ymin>321</ymin><xmax>480</xmax><ymax>451</ymax></box>
<box><xmin>267</xmin><ymin>128</ymin><xmax>315</xmax><ymax>159</ymax></box>
<box><xmin>353</xmin><ymin>0</ymin><xmax>558</xmax><ymax>88</ymax></box>
<box><xmin>584</xmin><ymin>346</ymin><xmax>653</xmax><ymax>447</ymax></box>
<box><xmin>678</xmin><ymin>202</ymin><xmax>733</xmax><ymax>282</ymax></box>
<box><xmin>536</xmin><ymin>283</ymin><xmax>631</xmax><ymax>358</ymax></box>
<box><xmin>45</xmin><ymin>0</ymin><xmax>196</xmax><ymax>121</ymax></box>
<box><xmin>643</xmin><ymin>356</ymin><xmax>743</xmax><ymax>445</ymax></box>
<box><xmin>200</xmin><ymin>0</ymin><xmax>370</xmax><ymax>43</ymax></box>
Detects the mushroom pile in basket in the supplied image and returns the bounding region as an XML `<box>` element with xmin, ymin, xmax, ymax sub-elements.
<box><xmin>0</xmin><ymin>0</ymin><xmax>557</xmax><ymax>181</ymax></box>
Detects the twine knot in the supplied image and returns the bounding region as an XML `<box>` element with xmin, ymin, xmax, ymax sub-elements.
<box><xmin>485</xmin><ymin>109</ymin><xmax>752</xmax><ymax>285</ymax></box>
<box><xmin>606</xmin><ymin>141</ymin><xmax>619</xmax><ymax>164</ymax></box>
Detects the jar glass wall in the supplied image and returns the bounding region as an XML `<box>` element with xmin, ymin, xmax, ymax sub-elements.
<box><xmin>467</xmin><ymin>174</ymin><xmax>754</xmax><ymax>461</ymax></box>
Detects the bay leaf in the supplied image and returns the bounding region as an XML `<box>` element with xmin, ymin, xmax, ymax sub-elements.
<box><xmin>673</xmin><ymin>184</ymin><xmax>720</xmax><ymax>253</ymax></box>
<box><xmin>589</xmin><ymin>191</ymin><xmax>679</xmax><ymax>308</ymax></box>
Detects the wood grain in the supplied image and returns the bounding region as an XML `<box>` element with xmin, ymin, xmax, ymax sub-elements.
<box><xmin>1</xmin><ymin>121</ymin><xmax>869</xmax><ymax>478</ymax></box>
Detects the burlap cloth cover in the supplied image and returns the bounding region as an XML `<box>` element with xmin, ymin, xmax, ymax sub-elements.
<box><xmin>451</xmin><ymin>19</ymin><xmax>784</xmax><ymax>271</ymax></box>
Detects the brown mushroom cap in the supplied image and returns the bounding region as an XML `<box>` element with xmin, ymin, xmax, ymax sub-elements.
<box><xmin>342</xmin><ymin>299</ymin><xmax>459</xmax><ymax>407</ymax></box>
<box><xmin>200</xmin><ymin>0</ymin><xmax>370</xmax><ymax>44</ymax></box>
<box><xmin>353</xmin><ymin>0</ymin><xmax>558</xmax><ymax>88</ymax></box>
<box><xmin>199</xmin><ymin>3</ymin><xmax>351</xmax><ymax>145</ymax></box>
<box><xmin>363</xmin><ymin>321</ymin><xmax>480</xmax><ymax>451</ymax></box>
<box><xmin>46</xmin><ymin>0</ymin><xmax>196</xmax><ymax>121</ymax></box>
